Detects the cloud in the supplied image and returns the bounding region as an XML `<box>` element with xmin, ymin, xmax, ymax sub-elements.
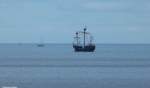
<box><xmin>82</xmin><ymin>1</ymin><xmax>134</xmax><ymax>11</ymax></box>
<box><xmin>127</xmin><ymin>26</ymin><xmax>140</xmax><ymax>31</ymax></box>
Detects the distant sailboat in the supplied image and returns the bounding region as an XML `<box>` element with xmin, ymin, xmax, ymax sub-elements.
<box><xmin>37</xmin><ymin>37</ymin><xmax>45</xmax><ymax>47</ymax></box>
<box><xmin>73</xmin><ymin>27</ymin><xmax>95</xmax><ymax>52</ymax></box>
<box><xmin>37</xmin><ymin>43</ymin><xmax>45</xmax><ymax>47</ymax></box>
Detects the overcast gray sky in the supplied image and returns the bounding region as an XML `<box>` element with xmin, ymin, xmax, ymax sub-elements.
<box><xmin>0</xmin><ymin>0</ymin><xmax>150</xmax><ymax>43</ymax></box>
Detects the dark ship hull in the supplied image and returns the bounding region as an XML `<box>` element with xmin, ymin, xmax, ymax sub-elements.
<box><xmin>73</xmin><ymin>45</ymin><xmax>95</xmax><ymax>52</ymax></box>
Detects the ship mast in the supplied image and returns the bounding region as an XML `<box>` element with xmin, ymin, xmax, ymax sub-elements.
<box><xmin>76</xmin><ymin>32</ymin><xmax>79</xmax><ymax>45</ymax></box>
<box><xmin>83</xmin><ymin>27</ymin><xmax>87</xmax><ymax>48</ymax></box>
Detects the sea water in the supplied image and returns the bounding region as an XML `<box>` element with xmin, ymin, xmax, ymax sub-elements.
<box><xmin>0</xmin><ymin>44</ymin><xmax>150</xmax><ymax>88</ymax></box>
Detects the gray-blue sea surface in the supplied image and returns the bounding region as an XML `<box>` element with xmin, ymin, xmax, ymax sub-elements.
<box><xmin>0</xmin><ymin>44</ymin><xmax>150</xmax><ymax>88</ymax></box>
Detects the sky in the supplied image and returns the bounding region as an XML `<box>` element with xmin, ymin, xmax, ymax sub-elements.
<box><xmin>0</xmin><ymin>0</ymin><xmax>150</xmax><ymax>44</ymax></box>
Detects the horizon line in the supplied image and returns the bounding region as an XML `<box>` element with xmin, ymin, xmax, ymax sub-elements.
<box><xmin>0</xmin><ymin>43</ymin><xmax>150</xmax><ymax>45</ymax></box>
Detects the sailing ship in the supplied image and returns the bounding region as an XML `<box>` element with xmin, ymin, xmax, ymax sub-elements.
<box><xmin>73</xmin><ymin>27</ymin><xmax>95</xmax><ymax>52</ymax></box>
<box><xmin>37</xmin><ymin>37</ymin><xmax>45</xmax><ymax>47</ymax></box>
<box><xmin>37</xmin><ymin>43</ymin><xmax>45</xmax><ymax>47</ymax></box>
